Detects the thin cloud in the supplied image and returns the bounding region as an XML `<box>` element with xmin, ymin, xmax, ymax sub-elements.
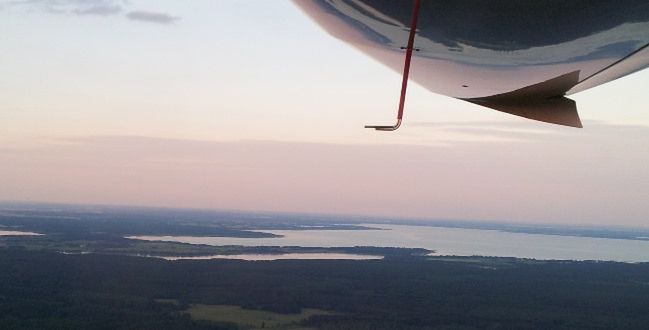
<box><xmin>6</xmin><ymin>0</ymin><xmax>125</xmax><ymax>15</ymax></box>
<box><xmin>72</xmin><ymin>5</ymin><xmax>122</xmax><ymax>16</ymax></box>
<box><xmin>126</xmin><ymin>10</ymin><xmax>180</xmax><ymax>24</ymax></box>
<box><xmin>5</xmin><ymin>1</ymin><xmax>182</xmax><ymax>24</ymax></box>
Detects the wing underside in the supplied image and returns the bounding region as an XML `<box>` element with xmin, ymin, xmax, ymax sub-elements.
<box><xmin>294</xmin><ymin>0</ymin><xmax>649</xmax><ymax>127</ymax></box>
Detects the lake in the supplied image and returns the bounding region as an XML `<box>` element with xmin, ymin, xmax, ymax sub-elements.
<box><xmin>147</xmin><ymin>253</ymin><xmax>383</xmax><ymax>261</ymax></box>
<box><xmin>129</xmin><ymin>224</ymin><xmax>649</xmax><ymax>262</ymax></box>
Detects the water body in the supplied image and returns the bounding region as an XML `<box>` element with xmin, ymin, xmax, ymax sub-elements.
<box><xmin>148</xmin><ymin>253</ymin><xmax>383</xmax><ymax>261</ymax></box>
<box><xmin>130</xmin><ymin>224</ymin><xmax>649</xmax><ymax>262</ymax></box>
<box><xmin>0</xmin><ymin>230</ymin><xmax>42</xmax><ymax>236</ymax></box>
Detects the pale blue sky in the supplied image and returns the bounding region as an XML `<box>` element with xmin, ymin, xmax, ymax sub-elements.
<box><xmin>1</xmin><ymin>1</ymin><xmax>649</xmax><ymax>226</ymax></box>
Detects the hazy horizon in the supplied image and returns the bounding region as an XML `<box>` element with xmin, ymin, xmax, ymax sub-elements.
<box><xmin>2</xmin><ymin>194</ymin><xmax>649</xmax><ymax>231</ymax></box>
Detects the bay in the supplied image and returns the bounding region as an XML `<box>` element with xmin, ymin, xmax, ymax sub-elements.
<box><xmin>129</xmin><ymin>224</ymin><xmax>649</xmax><ymax>262</ymax></box>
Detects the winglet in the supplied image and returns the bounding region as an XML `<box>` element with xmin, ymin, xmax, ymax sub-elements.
<box><xmin>465</xmin><ymin>71</ymin><xmax>583</xmax><ymax>128</ymax></box>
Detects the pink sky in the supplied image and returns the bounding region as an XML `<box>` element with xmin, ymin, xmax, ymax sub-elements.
<box><xmin>2</xmin><ymin>122</ymin><xmax>648</xmax><ymax>226</ymax></box>
<box><xmin>1</xmin><ymin>1</ymin><xmax>649</xmax><ymax>227</ymax></box>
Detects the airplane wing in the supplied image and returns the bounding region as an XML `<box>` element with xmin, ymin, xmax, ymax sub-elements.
<box><xmin>293</xmin><ymin>0</ymin><xmax>649</xmax><ymax>128</ymax></box>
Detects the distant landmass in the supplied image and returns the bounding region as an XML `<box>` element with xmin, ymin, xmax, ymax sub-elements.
<box><xmin>2</xmin><ymin>201</ymin><xmax>648</xmax><ymax>242</ymax></box>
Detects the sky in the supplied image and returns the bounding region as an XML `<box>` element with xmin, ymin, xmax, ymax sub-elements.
<box><xmin>1</xmin><ymin>0</ymin><xmax>649</xmax><ymax>227</ymax></box>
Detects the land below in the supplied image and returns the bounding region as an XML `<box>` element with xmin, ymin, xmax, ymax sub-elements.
<box><xmin>1</xmin><ymin>202</ymin><xmax>649</xmax><ymax>329</ymax></box>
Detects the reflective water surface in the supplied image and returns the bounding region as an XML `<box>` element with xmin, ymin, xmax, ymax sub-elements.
<box><xmin>148</xmin><ymin>253</ymin><xmax>383</xmax><ymax>261</ymax></box>
<box><xmin>130</xmin><ymin>224</ymin><xmax>649</xmax><ymax>262</ymax></box>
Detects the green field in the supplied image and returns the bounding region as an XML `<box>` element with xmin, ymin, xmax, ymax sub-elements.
<box><xmin>186</xmin><ymin>304</ymin><xmax>331</xmax><ymax>329</ymax></box>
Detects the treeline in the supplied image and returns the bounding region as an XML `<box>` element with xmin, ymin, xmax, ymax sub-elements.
<box><xmin>1</xmin><ymin>249</ymin><xmax>649</xmax><ymax>329</ymax></box>
<box><xmin>0</xmin><ymin>204</ymin><xmax>372</xmax><ymax>239</ymax></box>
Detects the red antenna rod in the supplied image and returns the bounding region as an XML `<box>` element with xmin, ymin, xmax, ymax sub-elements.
<box><xmin>365</xmin><ymin>0</ymin><xmax>421</xmax><ymax>131</ymax></box>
